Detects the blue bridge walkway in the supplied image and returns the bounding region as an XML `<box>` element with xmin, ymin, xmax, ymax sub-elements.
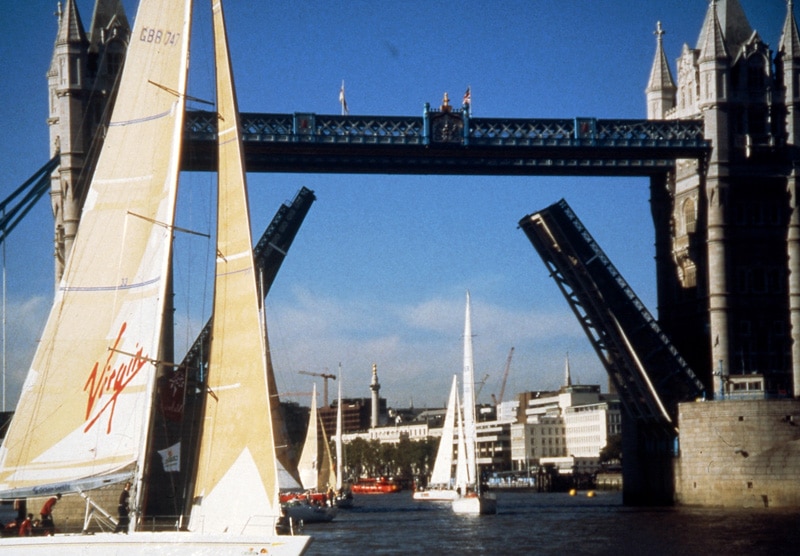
<box><xmin>182</xmin><ymin>106</ymin><xmax>709</xmax><ymax>176</ymax></box>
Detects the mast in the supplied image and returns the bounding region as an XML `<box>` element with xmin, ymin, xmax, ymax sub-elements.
<box><xmin>462</xmin><ymin>291</ymin><xmax>477</xmax><ymax>485</ymax></box>
<box><xmin>335</xmin><ymin>364</ymin><xmax>344</xmax><ymax>491</ymax></box>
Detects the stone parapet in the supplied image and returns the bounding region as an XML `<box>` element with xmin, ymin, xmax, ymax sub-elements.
<box><xmin>675</xmin><ymin>399</ymin><xmax>800</xmax><ymax>508</ymax></box>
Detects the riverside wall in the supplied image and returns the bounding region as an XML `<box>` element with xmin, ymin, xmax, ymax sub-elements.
<box><xmin>675</xmin><ymin>399</ymin><xmax>800</xmax><ymax>508</ymax></box>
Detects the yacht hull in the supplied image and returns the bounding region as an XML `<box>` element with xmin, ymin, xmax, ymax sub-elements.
<box><xmin>0</xmin><ymin>531</ymin><xmax>311</xmax><ymax>555</ymax></box>
<box><xmin>412</xmin><ymin>489</ymin><xmax>459</xmax><ymax>501</ymax></box>
<box><xmin>452</xmin><ymin>492</ymin><xmax>497</xmax><ymax>515</ymax></box>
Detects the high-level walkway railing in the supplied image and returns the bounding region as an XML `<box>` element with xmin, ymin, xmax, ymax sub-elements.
<box><xmin>182</xmin><ymin>107</ymin><xmax>708</xmax><ymax>176</ymax></box>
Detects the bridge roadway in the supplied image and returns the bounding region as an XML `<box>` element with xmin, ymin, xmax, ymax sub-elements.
<box><xmin>181</xmin><ymin>107</ymin><xmax>709</xmax><ymax>176</ymax></box>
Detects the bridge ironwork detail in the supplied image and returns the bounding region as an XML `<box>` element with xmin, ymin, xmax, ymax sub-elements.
<box><xmin>182</xmin><ymin>108</ymin><xmax>708</xmax><ymax>176</ymax></box>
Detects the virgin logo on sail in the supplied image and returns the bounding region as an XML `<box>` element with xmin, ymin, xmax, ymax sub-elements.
<box><xmin>83</xmin><ymin>322</ymin><xmax>149</xmax><ymax>434</ymax></box>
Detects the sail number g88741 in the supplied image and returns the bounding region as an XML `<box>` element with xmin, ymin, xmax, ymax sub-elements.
<box><xmin>140</xmin><ymin>27</ymin><xmax>180</xmax><ymax>46</ymax></box>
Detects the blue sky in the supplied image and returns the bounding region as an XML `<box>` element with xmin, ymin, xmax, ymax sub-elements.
<box><xmin>0</xmin><ymin>1</ymin><xmax>789</xmax><ymax>410</ymax></box>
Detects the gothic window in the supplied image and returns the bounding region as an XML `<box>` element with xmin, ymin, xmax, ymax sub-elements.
<box><xmin>794</xmin><ymin>70</ymin><xmax>800</xmax><ymax>100</ymax></box>
<box><xmin>682</xmin><ymin>262</ymin><xmax>697</xmax><ymax>288</ymax></box>
<box><xmin>70</xmin><ymin>57</ymin><xmax>81</xmax><ymax>87</ymax></box>
<box><xmin>87</xmin><ymin>53</ymin><xmax>98</xmax><ymax>79</ymax></box>
<box><xmin>747</xmin><ymin>63</ymin><xmax>765</xmax><ymax>90</ymax></box>
<box><xmin>683</xmin><ymin>198</ymin><xmax>696</xmax><ymax>234</ymax></box>
<box><xmin>748</xmin><ymin>106</ymin><xmax>767</xmax><ymax>136</ymax></box>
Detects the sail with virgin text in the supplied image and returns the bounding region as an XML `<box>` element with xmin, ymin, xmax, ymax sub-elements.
<box><xmin>0</xmin><ymin>0</ymin><xmax>192</xmax><ymax>517</ymax></box>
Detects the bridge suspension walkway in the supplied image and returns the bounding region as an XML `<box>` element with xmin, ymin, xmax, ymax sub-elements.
<box><xmin>1</xmin><ymin>156</ymin><xmax>58</xmax><ymax>246</ymax></box>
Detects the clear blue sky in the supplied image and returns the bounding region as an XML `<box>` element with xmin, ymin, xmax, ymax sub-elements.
<box><xmin>0</xmin><ymin>1</ymin><xmax>788</xmax><ymax>409</ymax></box>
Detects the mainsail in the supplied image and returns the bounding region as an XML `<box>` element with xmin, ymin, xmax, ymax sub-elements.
<box><xmin>188</xmin><ymin>0</ymin><xmax>281</xmax><ymax>534</ymax></box>
<box><xmin>0</xmin><ymin>0</ymin><xmax>192</xmax><ymax>502</ymax></box>
<box><xmin>462</xmin><ymin>291</ymin><xmax>478</xmax><ymax>486</ymax></box>
<box><xmin>429</xmin><ymin>375</ymin><xmax>459</xmax><ymax>487</ymax></box>
<box><xmin>297</xmin><ymin>384</ymin><xmax>321</xmax><ymax>490</ymax></box>
<box><xmin>335</xmin><ymin>370</ymin><xmax>343</xmax><ymax>492</ymax></box>
<box><xmin>454</xmin><ymin>384</ymin><xmax>469</xmax><ymax>491</ymax></box>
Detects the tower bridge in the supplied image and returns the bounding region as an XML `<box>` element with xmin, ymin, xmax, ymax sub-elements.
<box><xmin>19</xmin><ymin>0</ymin><xmax>800</xmax><ymax>508</ymax></box>
<box><xmin>182</xmin><ymin>108</ymin><xmax>708</xmax><ymax>176</ymax></box>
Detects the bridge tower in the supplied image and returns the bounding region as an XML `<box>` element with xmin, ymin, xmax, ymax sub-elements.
<box><xmin>47</xmin><ymin>0</ymin><xmax>129</xmax><ymax>285</ymax></box>
<box><xmin>646</xmin><ymin>0</ymin><xmax>800</xmax><ymax>398</ymax></box>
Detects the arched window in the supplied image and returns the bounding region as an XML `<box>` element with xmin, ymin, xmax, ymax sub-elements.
<box><xmin>683</xmin><ymin>198</ymin><xmax>696</xmax><ymax>234</ymax></box>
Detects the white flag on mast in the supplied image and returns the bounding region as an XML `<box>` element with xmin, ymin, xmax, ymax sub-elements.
<box><xmin>339</xmin><ymin>80</ymin><xmax>349</xmax><ymax>115</ymax></box>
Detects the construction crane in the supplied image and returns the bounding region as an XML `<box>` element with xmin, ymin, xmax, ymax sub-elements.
<box><xmin>475</xmin><ymin>373</ymin><xmax>490</xmax><ymax>399</ymax></box>
<box><xmin>298</xmin><ymin>370</ymin><xmax>336</xmax><ymax>407</ymax></box>
<box><xmin>492</xmin><ymin>347</ymin><xmax>514</xmax><ymax>407</ymax></box>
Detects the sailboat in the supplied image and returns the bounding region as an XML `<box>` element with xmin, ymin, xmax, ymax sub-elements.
<box><xmin>0</xmin><ymin>0</ymin><xmax>310</xmax><ymax>553</ymax></box>
<box><xmin>413</xmin><ymin>375</ymin><xmax>460</xmax><ymax>501</ymax></box>
<box><xmin>332</xmin><ymin>367</ymin><xmax>353</xmax><ymax>507</ymax></box>
<box><xmin>285</xmin><ymin>384</ymin><xmax>337</xmax><ymax>523</ymax></box>
<box><xmin>452</xmin><ymin>291</ymin><xmax>497</xmax><ymax>515</ymax></box>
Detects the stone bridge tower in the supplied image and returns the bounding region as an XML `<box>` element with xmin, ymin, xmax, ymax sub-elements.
<box><xmin>47</xmin><ymin>0</ymin><xmax>129</xmax><ymax>284</ymax></box>
<box><xmin>647</xmin><ymin>0</ymin><xmax>800</xmax><ymax>398</ymax></box>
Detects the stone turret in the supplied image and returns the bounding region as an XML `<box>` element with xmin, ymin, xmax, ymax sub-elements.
<box><xmin>48</xmin><ymin>0</ymin><xmax>90</xmax><ymax>283</ymax></box>
<box><xmin>47</xmin><ymin>0</ymin><xmax>129</xmax><ymax>284</ymax></box>
<box><xmin>649</xmin><ymin>0</ymin><xmax>795</xmax><ymax>397</ymax></box>
<box><xmin>779</xmin><ymin>0</ymin><xmax>800</xmax><ymax>396</ymax></box>
<box><xmin>646</xmin><ymin>21</ymin><xmax>676</xmax><ymax>119</ymax></box>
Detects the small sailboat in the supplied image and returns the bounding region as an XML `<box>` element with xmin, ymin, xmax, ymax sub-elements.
<box><xmin>286</xmin><ymin>384</ymin><xmax>337</xmax><ymax>523</ymax></box>
<box><xmin>452</xmin><ymin>291</ymin><xmax>497</xmax><ymax>515</ymax></box>
<box><xmin>413</xmin><ymin>375</ymin><xmax>460</xmax><ymax>501</ymax></box>
<box><xmin>332</xmin><ymin>368</ymin><xmax>354</xmax><ymax>507</ymax></box>
<box><xmin>0</xmin><ymin>0</ymin><xmax>310</xmax><ymax>553</ymax></box>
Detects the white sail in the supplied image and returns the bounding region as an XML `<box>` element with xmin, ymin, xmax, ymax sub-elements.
<box><xmin>187</xmin><ymin>0</ymin><xmax>280</xmax><ymax>535</ymax></box>
<box><xmin>454</xmin><ymin>386</ymin><xmax>469</xmax><ymax>491</ymax></box>
<box><xmin>452</xmin><ymin>291</ymin><xmax>497</xmax><ymax>515</ymax></box>
<box><xmin>429</xmin><ymin>375</ymin><xmax>458</xmax><ymax>487</ymax></box>
<box><xmin>462</xmin><ymin>290</ymin><xmax>478</xmax><ymax>486</ymax></box>
<box><xmin>335</xmin><ymin>369</ymin><xmax>343</xmax><ymax>491</ymax></box>
<box><xmin>0</xmin><ymin>0</ymin><xmax>192</xmax><ymax>504</ymax></box>
<box><xmin>318</xmin><ymin>409</ymin><xmax>335</xmax><ymax>492</ymax></box>
<box><xmin>297</xmin><ymin>384</ymin><xmax>320</xmax><ymax>490</ymax></box>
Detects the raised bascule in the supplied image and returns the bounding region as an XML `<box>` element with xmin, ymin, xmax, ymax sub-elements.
<box><xmin>6</xmin><ymin>0</ymin><xmax>800</xmax><ymax>509</ymax></box>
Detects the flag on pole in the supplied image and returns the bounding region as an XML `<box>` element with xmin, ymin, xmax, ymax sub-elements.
<box><xmin>462</xmin><ymin>86</ymin><xmax>471</xmax><ymax>109</ymax></box>
<box><xmin>339</xmin><ymin>80</ymin><xmax>349</xmax><ymax>115</ymax></box>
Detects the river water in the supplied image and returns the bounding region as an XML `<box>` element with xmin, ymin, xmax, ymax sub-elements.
<box><xmin>302</xmin><ymin>490</ymin><xmax>799</xmax><ymax>555</ymax></box>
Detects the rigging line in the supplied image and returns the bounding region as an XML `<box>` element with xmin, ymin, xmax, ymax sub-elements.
<box><xmin>108</xmin><ymin>347</ymin><xmax>192</xmax><ymax>370</ymax></box>
<box><xmin>126</xmin><ymin>211</ymin><xmax>210</xmax><ymax>238</ymax></box>
<box><xmin>148</xmin><ymin>80</ymin><xmax>214</xmax><ymax>106</ymax></box>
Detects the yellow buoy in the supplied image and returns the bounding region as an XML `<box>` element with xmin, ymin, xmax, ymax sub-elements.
<box><xmin>587</xmin><ymin>490</ymin><xmax>596</xmax><ymax>498</ymax></box>
<box><xmin>569</xmin><ymin>489</ymin><xmax>577</xmax><ymax>496</ymax></box>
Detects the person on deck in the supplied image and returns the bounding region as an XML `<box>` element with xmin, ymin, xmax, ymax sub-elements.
<box><xmin>39</xmin><ymin>493</ymin><xmax>61</xmax><ymax>535</ymax></box>
<box><xmin>18</xmin><ymin>513</ymin><xmax>33</xmax><ymax>537</ymax></box>
<box><xmin>115</xmin><ymin>482</ymin><xmax>131</xmax><ymax>533</ymax></box>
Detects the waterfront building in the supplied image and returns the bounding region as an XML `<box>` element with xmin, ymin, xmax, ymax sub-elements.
<box><xmin>509</xmin><ymin>381</ymin><xmax>621</xmax><ymax>474</ymax></box>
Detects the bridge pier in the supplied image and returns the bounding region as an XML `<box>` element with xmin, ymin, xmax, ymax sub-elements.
<box><xmin>621</xmin><ymin>413</ymin><xmax>676</xmax><ymax>506</ymax></box>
